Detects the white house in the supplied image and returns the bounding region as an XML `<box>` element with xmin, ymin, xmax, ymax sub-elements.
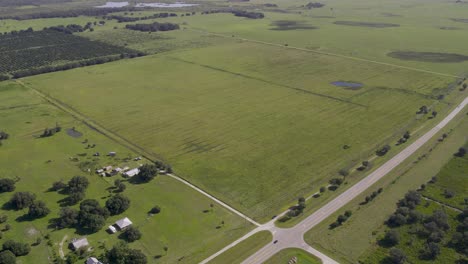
<box><xmin>123</xmin><ymin>168</ymin><xmax>139</xmax><ymax>178</ymax></box>
<box><xmin>115</xmin><ymin>217</ymin><xmax>133</xmax><ymax>230</ymax></box>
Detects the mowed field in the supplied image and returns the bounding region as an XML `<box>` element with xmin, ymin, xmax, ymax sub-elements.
<box><xmin>0</xmin><ymin>82</ymin><xmax>252</xmax><ymax>263</ymax></box>
<box><xmin>23</xmin><ymin>38</ymin><xmax>456</xmax><ymax>221</ymax></box>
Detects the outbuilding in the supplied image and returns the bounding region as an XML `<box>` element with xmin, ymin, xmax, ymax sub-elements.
<box><xmin>123</xmin><ymin>168</ymin><xmax>139</xmax><ymax>178</ymax></box>
<box><xmin>115</xmin><ymin>217</ymin><xmax>133</xmax><ymax>230</ymax></box>
<box><xmin>86</xmin><ymin>257</ymin><xmax>103</xmax><ymax>264</ymax></box>
<box><xmin>108</xmin><ymin>225</ymin><xmax>117</xmax><ymax>234</ymax></box>
<box><xmin>70</xmin><ymin>237</ymin><xmax>89</xmax><ymax>251</ymax></box>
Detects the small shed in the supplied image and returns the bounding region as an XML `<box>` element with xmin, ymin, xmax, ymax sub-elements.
<box><xmin>108</xmin><ymin>152</ymin><xmax>117</xmax><ymax>157</ymax></box>
<box><xmin>108</xmin><ymin>225</ymin><xmax>117</xmax><ymax>234</ymax></box>
<box><xmin>70</xmin><ymin>237</ymin><xmax>89</xmax><ymax>251</ymax></box>
<box><xmin>115</xmin><ymin>217</ymin><xmax>133</xmax><ymax>230</ymax></box>
<box><xmin>86</xmin><ymin>257</ymin><xmax>103</xmax><ymax>264</ymax></box>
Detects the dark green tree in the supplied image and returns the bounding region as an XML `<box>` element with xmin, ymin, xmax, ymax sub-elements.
<box><xmin>137</xmin><ymin>164</ymin><xmax>158</xmax><ymax>182</ymax></box>
<box><xmin>0</xmin><ymin>179</ymin><xmax>15</xmax><ymax>193</ymax></box>
<box><xmin>106</xmin><ymin>194</ymin><xmax>130</xmax><ymax>215</ymax></box>
<box><xmin>28</xmin><ymin>200</ymin><xmax>50</xmax><ymax>218</ymax></box>
<box><xmin>9</xmin><ymin>192</ymin><xmax>36</xmax><ymax>210</ymax></box>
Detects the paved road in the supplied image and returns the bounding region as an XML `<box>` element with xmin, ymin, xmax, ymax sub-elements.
<box><xmin>201</xmin><ymin>96</ymin><xmax>468</xmax><ymax>264</ymax></box>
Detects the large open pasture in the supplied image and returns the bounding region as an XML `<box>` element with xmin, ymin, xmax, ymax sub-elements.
<box><xmin>0</xmin><ymin>81</ymin><xmax>252</xmax><ymax>263</ymax></box>
<box><xmin>24</xmin><ymin>37</ymin><xmax>457</xmax><ymax>221</ymax></box>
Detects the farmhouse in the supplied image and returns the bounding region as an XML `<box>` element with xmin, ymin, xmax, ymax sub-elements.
<box><xmin>115</xmin><ymin>217</ymin><xmax>133</xmax><ymax>230</ymax></box>
<box><xmin>70</xmin><ymin>237</ymin><xmax>89</xmax><ymax>251</ymax></box>
<box><xmin>123</xmin><ymin>168</ymin><xmax>139</xmax><ymax>177</ymax></box>
<box><xmin>86</xmin><ymin>257</ymin><xmax>103</xmax><ymax>264</ymax></box>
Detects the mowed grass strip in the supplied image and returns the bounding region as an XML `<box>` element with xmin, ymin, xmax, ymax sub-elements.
<box><xmin>25</xmin><ymin>41</ymin><xmax>454</xmax><ymax>221</ymax></box>
<box><xmin>264</xmin><ymin>248</ymin><xmax>322</xmax><ymax>264</ymax></box>
<box><xmin>208</xmin><ymin>230</ymin><xmax>272</xmax><ymax>264</ymax></box>
<box><xmin>0</xmin><ymin>82</ymin><xmax>253</xmax><ymax>264</ymax></box>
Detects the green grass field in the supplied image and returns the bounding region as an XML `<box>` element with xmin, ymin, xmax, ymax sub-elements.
<box><xmin>0</xmin><ymin>81</ymin><xmax>253</xmax><ymax>263</ymax></box>
<box><xmin>208</xmin><ymin>230</ymin><xmax>272</xmax><ymax>264</ymax></box>
<box><xmin>264</xmin><ymin>248</ymin><xmax>322</xmax><ymax>264</ymax></box>
<box><xmin>304</xmin><ymin>109</ymin><xmax>468</xmax><ymax>263</ymax></box>
<box><xmin>22</xmin><ymin>37</ymin><xmax>458</xmax><ymax>221</ymax></box>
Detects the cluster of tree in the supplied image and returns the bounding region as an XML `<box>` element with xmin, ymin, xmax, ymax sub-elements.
<box><xmin>154</xmin><ymin>160</ymin><xmax>172</xmax><ymax>174</ymax></box>
<box><xmin>328</xmin><ymin>177</ymin><xmax>344</xmax><ymax>191</ymax></box>
<box><xmin>45</xmin><ymin>24</ymin><xmax>88</xmax><ymax>34</ymax></box>
<box><xmin>381</xmin><ymin>190</ymin><xmax>457</xmax><ymax>261</ymax></box>
<box><xmin>201</xmin><ymin>9</ymin><xmax>265</xmax><ymax>19</ymax></box>
<box><xmin>450</xmin><ymin>208</ymin><xmax>468</xmax><ymax>255</ymax></box>
<box><xmin>356</xmin><ymin>160</ymin><xmax>370</xmax><ymax>171</ymax></box>
<box><xmin>57</xmin><ymin>194</ymin><xmax>130</xmax><ymax>232</ymax></box>
<box><xmin>0</xmin><ymin>27</ymin><xmax>33</xmax><ymax>35</ymax></box>
<box><xmin>263</xmin><ymin>3</ymin><xmax>279</xmax><ymax>7</ymax></box>
<box><xmin>417</xmin><ymin>105</ymin><xmax>429</xmax><ymax>114</ymax></box>
<box><xmin>329</xmin><ymin>210</ymin><xmax>352</xmax><ymax>229</ymax></box>
<box><xmin>454</xmin><ymin>146</ymin><xmax>467</xmax><ymax>157</ymax></box>
<box><xmin>12</xmin><ymin>53</ymin><xmax>143</xmax><ymax>79</ymax></box>
<box><xmin>105</xmin><ymin>12</ymin><xmax>178</xmax><ymax>23</ymax></box>
<box><xmin>461</xmin><ymin>83</ymin><xmax>467</xmax><ymax>91</ymax></box>
<box><xmin>0</xmin><ymin>7</ymin><xmax>145</xmax><ymax>20</ymax></box>
<box><xmin>114</xmin><ymin>179</ymin><xmax>126</xmax><ymax>192</ymax></box>
<box><xmin>376</xmin><ymin>144</ymin><xmax>391</xmax><ymax>156</ymax></box>
<box><xmin>278</xmin><ymin>197</ymin><xmax>306</xmax><ymax>222</ymax></box>
<box><xmin>304</xmin><ymin>2</ymin><xmax>325</xmax><ymax>9</ymax></box>
<box><xmin>125</xmin><ymin>22</ymin><xmax>180</xmax><ymax>32</ymax></box>
<box><xmin>102</xmin><ymin>242</ymin><xmax>147</xmax><ymax>264</ymax></box>
<box><xmin>120</xmin><ymin>226</ymin><xmax>142</xmax><ymax>242</ymax></box>
<box><xmin>0</xmin><ymin>75</ymin><xmax>9</xmax><ymax>81</ymax></box>
<box><xmin>2</xmin><ymin>240</ymin><xmax>30</xmax><ymax>257</ymax></box>
<box><xmin>0</xmin><ymin>30</ymin><xmax>142</xmax><ymax>78</ymax></box>
<box><xmin>0</xmin><ymin>250</ymin><xmax>16</xmax><ymax>264</ymax></box>
<box><xmin>137</xmin><ymin>164</ymin><xmax>159</xmax><ymax>182</ymax></box>
<box><xmin>40</xmin><ymin>125</ymin><xmax>61</xmax><ymax>138</ymax></box>
<box><xmin>396</xmin><ymin>131</ymin><xmax>411</xmax><ymax>145</ymax></box>
<box><xmin>0</xmin><ymin>178</ymin><xmax>15</xmax><ymax>193</ymax></box>
<box><xmin>362</xmin><ymin>187</ymin><xmax>383</xmax><ymax>204</ymax></box>
<box><xmin>232</xmin><ymin>11</ymin><xmax>265</xmax><ymax>19</ymax></box>
<box><xmin>7</xmin><ymin>192</ymin><xmax>50</xmax><ymax>218</ymax></box>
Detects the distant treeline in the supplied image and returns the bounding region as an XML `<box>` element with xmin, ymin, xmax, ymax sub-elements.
<box><xmin>105</xmin><ymin>12</ymin><xmax>178</xmax><ymax>23</ymax></box>
<box><xmin>0</xmin><ymin>0</ymin><xmax>72</xmax><ymax>7</ymax></box>
<box><xmin>0</xmin><ymin>7</ymin><xmax>146</xmax><ymax>20</ymax></box>
<box><xmin>125</xmin><ymin>22</ymin><xmax>180</xmax><ymax>32</ymax></box>
<box><xmin>12</xmin><ymin>53</ymin><xmax>144</xmax><ymax>79</ymax></box>
<box><xmin>201</xmin><ymin>10</ymin><xmax>265</xmax><ymax>19</ymax></box>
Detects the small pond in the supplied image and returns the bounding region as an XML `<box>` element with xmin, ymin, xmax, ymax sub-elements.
<box><xmin>96</xmin><ymin>1</ymin><xmax>129</xmax><ymax>8</ymax></box>
<box><xmin>135</xmin><ymin>2</ymin><xmax>199</xmax><ymax>7</ymax></box>
<box><xmin>331</xmin><ymin>81</ymin><xmax>363</xmax><ymax>89</ymax></box>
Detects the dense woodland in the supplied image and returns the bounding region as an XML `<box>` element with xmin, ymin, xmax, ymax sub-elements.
<box><xmin>125</xmin><ymin>22</ymin><xmax>180</xmax><ymax>32</ymax></box>
<box><xmin>0</xmin><ymin>29</ymin><xmax>142</xmax><ymax>78</ymax></box>
<box><xmin>202</xmin><ymin>9</ymin><xmax>265</xmax><ymax>19</ymax></box>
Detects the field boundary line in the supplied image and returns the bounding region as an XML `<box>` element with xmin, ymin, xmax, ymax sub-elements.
<box><xmin>190</xmin><ymin>29</ymin><xmax>462</xmax><ymax>79</ymax></box>
<box><xmin>16</xmin><ymin>80</ymin><xmax>261</xmax><ymax>227</ymax></box>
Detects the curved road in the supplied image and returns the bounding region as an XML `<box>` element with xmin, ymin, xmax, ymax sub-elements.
<box><xmin>201</xmin><ymin>96</ymin><xmax>468</xmax><ymax>264</ymax></box>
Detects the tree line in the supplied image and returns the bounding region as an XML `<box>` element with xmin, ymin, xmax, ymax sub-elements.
<box><xmin>105</xmin><ymin>12</ymin><xmax>178</xmax><ymax>23</ymax></box>
<box><xmin>125</xmin><ymin>22</ymin><xmax>180</xmax><ymax>32</ymax></box>
<box><xmin>201</xmin><ymin>9</ymin><xmax>265</xmax><ymax>19</ymax></box>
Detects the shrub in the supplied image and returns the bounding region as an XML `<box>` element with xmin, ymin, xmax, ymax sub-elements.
<box><xmin>51</xmin><ymin>181</ymin><xmax>67</xmax><ymax>191</ymax></box>
<box><xmin>0</xmin><ymin>179</ymin><xmax>15</xmax><ymax>193</ymax></box>
<box><xmin>121</xmin><ymin>226</ymin><xmax>142</xmax><ymax>242</ymax></box>
<box><xmin>388</xmin><ymin>248</ymin><xmax>406</xmax><ymax>264</ymax></box>
<box><xmin>68</xmin><ymin>176</ymin><xmax>89</xmax><ymax>193</ymax></box>
<box><xmin>8</xmin><ymin>192</ymin><xmax>36</xmax><ymax>210</ymax></box>
<box><xmin>149</xmin><ymin>206</ymin><xmax>161</xmax><ymax>214</ymax></box>
<box><xmin>0</xmin><ymin>250</ymin><xmax>15</xmax><ymax>264</ymax></box>
<box><xmin>384</xmin><ymin>229</ymin><xmax>400</xmax><ymax>246</ymax></box>
<box><xmin>319</xmin><ymin>187</ymin><xmax>326</xmax><ymax>193</ymax></box>
<box><xmin>2</xmin><ymin>240</ymin><xmax>30</xmax><ymax>256</ymax></box>
<box><xmin>106</xmin><ymin>194</ymin><xmax>130</xmax><ymax>215</ymax></box>
<box><xmin>28</xmin><ymin>200</ymin><xmax>50</xmax><ymax>218</ymax></box>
